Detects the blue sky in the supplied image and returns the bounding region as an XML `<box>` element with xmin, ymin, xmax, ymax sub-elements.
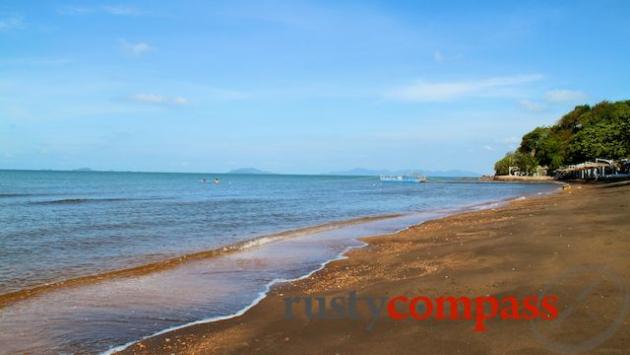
<box><xmin>1</xmin><ymin>1</ymin><xmax>629</xmax><ymax>174</ymax></box>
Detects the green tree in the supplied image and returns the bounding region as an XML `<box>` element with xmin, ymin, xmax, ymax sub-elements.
<box><xmin>494</xmin><ymin>152</ymin><xmax>515</xmax><ymax>175</ymax></box>
<box><xmin>497</xmin><ymin>100</ymin><xmax>630</xmax><ymax>175</ymax></box>
<box><xmin>518</xmin><ymin>126</ymin><xmax>550</xmax><ymax>157</ymax></box>
<box><xmin>569</xmin><ymin>105</ymin><xmax>630</xmax><ymax>161</ymax></box>
<box><xmin>514</xmin><ymin>152</ymin><xmax>538</xmax><ymax>175</ymax></box>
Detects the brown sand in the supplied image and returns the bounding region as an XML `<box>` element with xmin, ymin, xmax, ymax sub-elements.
<box><xmin>120</xmin><ymin>183</ymin><xmax>630</xmax><ymax>355</ymax></box>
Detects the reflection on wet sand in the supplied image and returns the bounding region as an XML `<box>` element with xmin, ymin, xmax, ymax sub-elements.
<box><xmin>0</xmin><ymin>212</ymin><xmax>447</xmax><ymax>354</ymax></box>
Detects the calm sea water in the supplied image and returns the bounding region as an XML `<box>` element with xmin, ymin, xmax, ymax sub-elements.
<box><xmin>0</xmin><ymin>170</ymin><xmax>556</xmax><ymax>294</ymax></box>
<box><xmin>0</xmin><ymin>170</ymin><xmax>558</xmax><ymax>354</ymax></box>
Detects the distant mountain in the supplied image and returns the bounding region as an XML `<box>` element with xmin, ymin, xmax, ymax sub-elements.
<box><xmin>72</xmin><ymin>168</ymin><xmax>93</xmax><ymax>172</ymax></box>
<box><xmin>227</xmin><ymin>168</ymin><xmax>272</xmax><ymax>175</ymax></box>
<box><xmin>328</xmin><ymin>168</ymin><xmax>481</xmax><ymax>177</ymax></box>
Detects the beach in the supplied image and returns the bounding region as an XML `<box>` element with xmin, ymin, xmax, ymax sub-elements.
<box><xmin>4</xmin><ymin>2</ymin><xmax>629</xmax><ymax>354</ymax></box>
<box><xmin>119</xmin><ymin>182</ymin><xmax>630</xmax><ymax>354</ymax></box>
<box><xmin>2</xmin><ymin>173</ymin><xmax>562</xmax><ymax>354</ymax></box>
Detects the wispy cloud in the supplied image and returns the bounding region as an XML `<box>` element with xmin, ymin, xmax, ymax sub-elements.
<box><xmin>518</xmin><ymin>89</ymin><xmax>587</xmax><ymax>112</ymax></box>
<box><xmin>519</xmin><ymin>99</ymin><xmax>546</xmax><ymax>112</ymax></box>
<box><xmin>432</xmin><ymin>50</ymin><xmax>461</xmax><ymax>64</ymax></box>
<box><xmin>102</xmin><ymin>5</ymin><xmax>140</xmax><ymax>16</ymax></box>
<box><xmin>544</xmin><ymin>89</ymin><xmax>587</xmax><ymax>103</ymax></box>
<box><xmin>57</xmin><ymin>6</ymin><xmax>94</xmax><ymax>15</ymax></box>
<box><xmin>0</xmin><ymin>16</ymin><xmax>24</xmax><ymax>32</ymax></box>
<box><xmin>120</xmin><ymin>40</ymin><xmax>152</xmax><ymax>55</ymax></box>
<box><xmin>128</xmin><ymin>94</ymin><xmax>190</xmax><ymax>106</ymax></box>
<box><xmin>385</xmin><ymin>74</ymin><xmax>544</xmax><ymax>102</ymax></box>
<box><xmin>433</xmin><ymin>50</ymin><xmax>444</xmax><ymax>63</ymax></box>
<box><xmin>58</xmin><ymin>5</ymin><xmax>142</xmax><ymax>16</ymax></box>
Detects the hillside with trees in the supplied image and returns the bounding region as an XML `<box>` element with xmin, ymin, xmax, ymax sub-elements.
<box><xmin>495</xmin><ymin>100</ymin><xmax>630</xmax><ymax>176</ymax></box>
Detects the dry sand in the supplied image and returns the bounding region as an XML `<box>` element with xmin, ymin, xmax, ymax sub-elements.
<box><xmin>120</xmin><ymin>183</ymin><xmax>630</xmax><ymax>355</ymax></box>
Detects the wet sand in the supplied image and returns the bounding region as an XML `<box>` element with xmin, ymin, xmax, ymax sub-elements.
<box><xmin>120</xmin><ymin>183</ymin><xmax>630</xmax><ymax>355</ymax></box>
<box><xmin>0</xmin><ymin>214</ymin><xmax>399</xmax><ymax>308</ymax></box>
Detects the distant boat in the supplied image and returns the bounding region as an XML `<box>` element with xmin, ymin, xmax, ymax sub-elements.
<box><xmin>380</xmin><ymin>175</ymin><xmax>427</xmax><ymax>183</ymax></box>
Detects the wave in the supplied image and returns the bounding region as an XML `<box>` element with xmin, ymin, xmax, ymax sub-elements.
<box><xmin>31</xmin><ymin>198</ymin><xmax>135</xmax><ymax>205</ymax></box>
<box><xmin>0</xmin><ymin>213</ymin><xmax>401</xmax><ymax>308</ymax></box>
<box><xmin>99</xmin><ymin>190</ymin><xmax>563</xmax><ymax>354</ymax></box>
<box><xmin>0</xmin><ymin>193</ymin><xmax>44</xmax><ymax>198</ymax></box>
<box><xmin>101</xmin><ymin>241</ymin><xmax>368</xmax><ymax>355</ymax></box>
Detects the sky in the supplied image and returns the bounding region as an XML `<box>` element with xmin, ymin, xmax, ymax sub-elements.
<box><xmin>1</xmin><ymin>1</ymin><xmax>629</xmax><ymax>174</ymax></box>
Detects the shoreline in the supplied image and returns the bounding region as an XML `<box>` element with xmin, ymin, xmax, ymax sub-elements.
<box><xmin>480</xmin><ymin>175</ymin><xmax>557</xmax><ymax>183</ymax></box>
<box><xmin>103</xmin><ymin>185</ymin><xmax>561</xmax><ymax>354</ymax></box>
<box><xmin>0</xmin><ymin>213</ymin><xmax>403</xmax><ymax>308</ymax></box>
<box><xmin>116</xmin><ymin>183</ymin><xmax>630</xmax><ymax>354</ymax></box>
<box><xmin>2</xmin><ymin>183</ymin><xmax>555</xmax><ymax>309</ymax></box>
<box><xmin>102</xmin><ymin>241</ymin><xmax>371</xmax><ymax>355</ymax></box>
<box><xmin>0</xmin><ymin>182</ymin><xmax>560</xmax><ymax>354</ymax></box>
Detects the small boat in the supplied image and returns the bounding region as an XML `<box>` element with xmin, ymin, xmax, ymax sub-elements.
<box><xmin>380</xmin><ymin>175</ymin><xmax>427</xmax><ymax>183</ymax></box>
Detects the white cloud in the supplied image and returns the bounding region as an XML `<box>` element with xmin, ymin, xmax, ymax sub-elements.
<box><xmin>58</xmin><ymin>5</ymin><xmax>141</xmax><ymax>16</ymax></box>
<box><xmin>121</xmin><ymin>40</ymin><xmax>152</xmax><ymax>55</ymax></box>
<box><xmin>171</xmin><ymin>97</ymin><xmax>190</xmax><ymax>105</ymax></box>
<box><xmin>385</xmin><ymin>74</ymin><xmax>544</xmax><ymax>102</ymax></box>
<box><xmin>544</xmin><ymin>89</ymin><xmax>587</xmax><ymax>103</ymax></box>
<box><xmin>483</xmin><ymin>145</ymin><xmax>495</xmax><ymax>151</ymax></box>
<box><xmin>128</xmin><ymin>94</ymin><xmax>190</xmax><ymax>106</ymax></box>
<box><xmin>102</xmin><ymin>5</ymin><xmax>140</xmax><ymax>16</ymax></box>
<box><xmin>431</xmin><ymin>50</ymin><xmax>462</xmax><ymax>64</ymax></box>
<box><xmin>0</xmin><ymin>16</ymin><xmax>24</xmax><ymax>32</ymax></box>
<box><xmin>519</xmin><ymin>99</ymin><xmax>546</xmax><ymax>112</ymax></box>
<box><xmin>57</xmin><ymin>6</ymin><xmax>95</xmax><ymax>15</ymax></box>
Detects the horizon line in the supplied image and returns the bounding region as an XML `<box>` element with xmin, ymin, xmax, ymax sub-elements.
<box><xmin>0</xmin><ymin>167</ymin><xmax>484</xmax><ymax>177</ymax></box>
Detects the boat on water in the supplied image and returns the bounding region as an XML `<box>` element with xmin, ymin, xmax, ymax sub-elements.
<box><xmin>379</xmin><ymin>175</ymin><xmax>427</xmax><ymax>183</ymax></box>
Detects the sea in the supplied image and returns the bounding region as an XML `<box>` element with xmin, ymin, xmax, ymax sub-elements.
<box><xmin>0</xmin><ymin>170</ymin><xmax>558</xmax><ymax>354</ymax></box>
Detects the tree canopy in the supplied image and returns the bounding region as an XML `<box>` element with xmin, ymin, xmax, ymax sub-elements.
<box><xmin>495</xmin><ymin>100</ymin><xmax>630</xmax><ymax>175</ymax></box>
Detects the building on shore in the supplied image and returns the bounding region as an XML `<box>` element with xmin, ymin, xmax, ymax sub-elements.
<box><xmin>556</xmin><ymin>159</ymin><xmax>630</xmax><ymax>181</ymax></box>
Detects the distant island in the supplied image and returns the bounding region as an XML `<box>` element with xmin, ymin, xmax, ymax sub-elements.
<box><xmin>226</xmin><ymin>168</ymin><xmax>273</xmax><ymax>175</ymax></box>
<box><xmin>328</xmin><ymin>168</ymin><xmax>481</xmax><ymax>177</ymax></box>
